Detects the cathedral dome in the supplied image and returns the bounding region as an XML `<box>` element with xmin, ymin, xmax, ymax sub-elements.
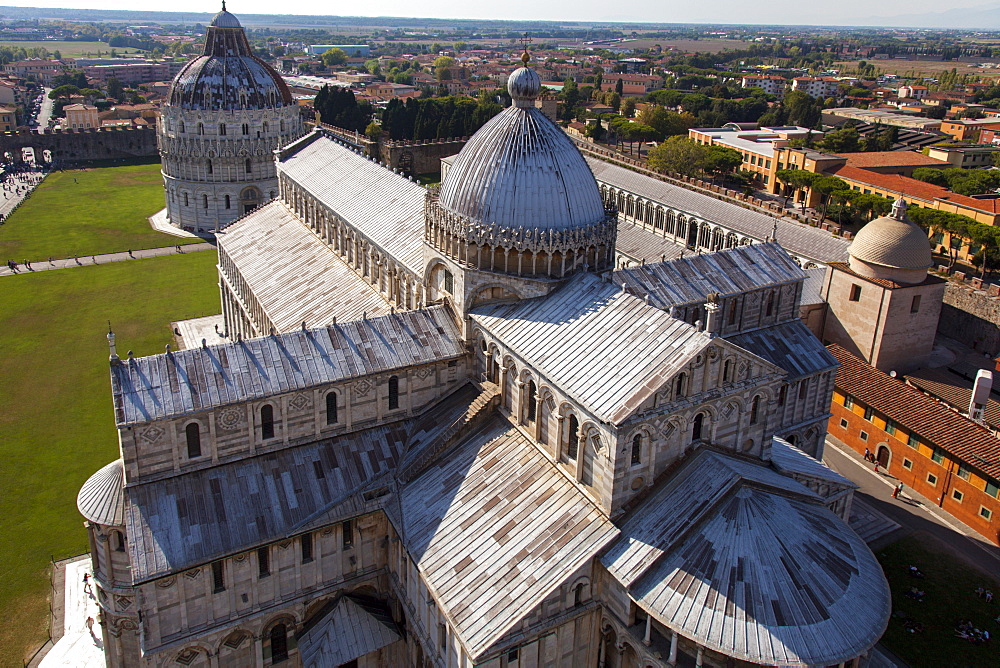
<box><xmin>848</xmin><ymin>198</ymin><xmax>932</xmax><ymax>284</ymax></box>
<box><xmin>167</xmin><ymin>6</ymin><xmax>292</xmax><ymax>111</ymax></box>
<box><xmin>436</xmin><ymin>65</ymin><xmax>607</xmax><ymax>232</ymax></box>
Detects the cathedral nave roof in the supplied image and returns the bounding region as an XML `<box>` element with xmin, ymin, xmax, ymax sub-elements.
<box><xmin>470</xmin><ymin>272</ymin><xmax>712</xmax><ymax>425</ymax></box>
<box><xmin>279</xmin><ymin>132</ymin><xmax>427</xmax><ymax>275</ymax></box>
<box><xmin>602</xmin><ymin>449</ymin><xmax>890</xmax><ymax>667</ymax></box>
<box><xmin>219</xmin><ymin>200</ymin><xmax>393</xmax><ymax>332</ymax></box>
<box><xmin>125</xmin><ymin>421</ymin><xmax>410</xmax><ymax>583</ymax></box>
<box><xmin>727</xmin><ymin>319</ymin><xmax>837</xmax><ymax>380</ymax></box>
<box><xmin>587</xmin><ymin>157</ymin><xmax>851</xmax><ymax>264</ymax></box>
<box><xmin>111</xmin><ymin>306</ymin><xmax>462</xmax><ymax>426</ymax></box>
<box><xmin>613</xmin><ymin>241</ymin><xmax>806</xmax><ymax>310</ymax></box>
<box><xmin>400</xmin><ymin>415</ymin><xmax>619</xmax><ymax>659</ymax></box>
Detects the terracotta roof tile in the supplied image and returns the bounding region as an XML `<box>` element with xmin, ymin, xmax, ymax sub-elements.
<box><xmin>827</xmin><ymin>261</ymin><xmax>944</xmax><ymax>289</ymax></box>
<box><xmin>829</xmin><ymin>344</ymin><xmax>1000</xmax><ymax>480</ymax></box>
<box><xmin>827</xmin><ymin>164</ymin><xmax>1000</xmax><ymax>214</ymax></box>
<box><xmin>836</xmin><ymin>151</ymin><xmax>948</xmax><ymax>168</ymax></box>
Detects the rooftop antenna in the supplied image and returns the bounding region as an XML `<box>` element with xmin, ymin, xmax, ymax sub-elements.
<box><xmin>770</xmin><ymin>219</ymin><xmax>778</xmax><ymax>243</ymax></box>
<box><xmin>221</xmin><ymin>0</ymin><xmax>227</xmax><ymax>11</ymax></box>
<box><xmin>107</xmin><ymin>322</ymin><xmax>120</xmax><ymax>365</ymax></box>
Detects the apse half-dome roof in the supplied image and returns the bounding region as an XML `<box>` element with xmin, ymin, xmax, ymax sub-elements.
<box><xmin>437</xmin><ymin>66</ymin><xmax>606</xmax><ymax>231</ymax></box>
<box><xmin>849</xmin><ymin>198</ymin><xmax>932</xmax><ymax>270</ymax></box>
<box><xmin>77</xmin><ymin>459</ymin><xmax>125</xmax><ymax>526</ymax></box>
<box><xmin>168</xmin><ymin>8</ymin><xmax>292</xmax><ymax>111</ymax></box>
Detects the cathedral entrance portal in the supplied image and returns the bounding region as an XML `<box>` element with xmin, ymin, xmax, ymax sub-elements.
<box><xmin>876</xmin><ymin>444</ymin><xmax>891</xmax><ymax>468</ymax></box>
<box><xmin>240</xmin><ymin>186</ymin><xmax>261</xmax><ymax>214</ymax></box>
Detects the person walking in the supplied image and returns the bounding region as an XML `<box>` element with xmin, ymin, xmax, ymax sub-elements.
<box><xmin>864</xmin><ymin>448</ymin><xmax>872</xmax><ymax>463</ymax></box>
<box><xmin>874</xmin><ymin>461</ymin><xmax>881</xmax><ymax>474</ymax></box>
<box><xmin>892</xmin><ymin>482</ymin><xmax>904</xmax><ymax>499</ymax></box>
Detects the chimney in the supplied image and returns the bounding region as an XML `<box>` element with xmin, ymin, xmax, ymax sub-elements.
<box><xmin>970</xmin><ymin>369</ymin><xmax>993</xmax><ymax>424</ymax></box>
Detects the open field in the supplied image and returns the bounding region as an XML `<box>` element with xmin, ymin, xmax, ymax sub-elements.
<box><xmin>835</xmin><ymin>58</ymin><xmax>1000</xmax><ymax>81</ymax></box>
<box><xmin>0</xmin><ymin>163</ymin><xmax>202</xmax><ymax>263</ymax></box>
<box><xmin>0</xmin><ymin>251</ymin><xmax>221</xmax><ymax>666</ymax></box>
<box><xmin>876</xmin><ymin>533</ymin><xmax>1000</xmax><ymax>667</ymax></box>
<box><xmin>622</xmin><ymin>38</ymin><xmax>749</xmax><ymax>53</ymax></box>
<box><xmin>0</xmin><ymin>40</ymin><xmax>129</xmax><ymax>57</ymax></box>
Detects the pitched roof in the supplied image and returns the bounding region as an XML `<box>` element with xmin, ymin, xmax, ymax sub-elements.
<box><xmin>470</xmin><ymin>273</ymin><xmax>713</xmax><ymax>425</ymax></box>
<box><xmin>299</xmin><ymin>597</ymin><xmax>402</xmax><ymax>668</ymax></box>
<box><xmin>835</xmin><ymin>151</ymin><xmax>948</xmax><ymax>168</ymax></box>
<box><xmin>612</xmin><ymin>242</ymin><xmax>806</xmax><ymax>309</ymax></box>
<box><xmin>586</xmin><ymin>157</ymin><xmax>850</xmax><ymax>264</ymax></box>
<box><xmin>111</xmin><ymin>306</ymin><xmax>463</xmax><ymax>426</ymax></box>
<box><xmin>905</xmin><ymin>366</ymin><xmax>1000</xmax><ymax>434</ymax></box>
<box><xmin>125</xmin><ymin>421</ymin><xmax>409</xmax><ymax>583</ymax></box>
<box><xmin>219</xmin><ymin>200</ymin><xmax>392</xmax><ymax>333</ymax></box>
<box><xmin>728</xmin><ymin>319</ymin><xmax>837</xmax><ymax>379</ymax></box>
<box><xmin>602</xmin><ymin>448</ymin><xmax>889</xmax><ymax>667</ymax></box>
<box><xmin>401</xmin><ymin>417</ymin><xmax>618</xmax><ymax>659</ymax></box>
<box><xmin>829</xmin><ymin>344</ymin><xmax>1000</xmax><ymax>480</ymax></box>
<box><xmin>278</xmin><ymin>131</ymin><xmax>427</xmax><ymax>274</ymax></box>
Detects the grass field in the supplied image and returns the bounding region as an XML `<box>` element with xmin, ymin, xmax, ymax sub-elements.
<box><xmin>0</xmin><ymin>41</ymin><xmax>132</xmax><ymax>58</ymax></box>
<box><xmin>0</xmin><ymin>163</ymin><xmax>202</xmax><ymax>263</ymax></box>
<box><xmin>876</xmin><ymin>534</ymin><xmax>1000</xmax><ymax>667</ymax></box>
<box><xmin>834</xmin><ymin>58</ymin><xmax>1000</xmax><ymax>81</ymax></box>
<box><xmin>0</xmin><ymin>251</ymin><xmax>221</xmax><ymax>666</ymax></box>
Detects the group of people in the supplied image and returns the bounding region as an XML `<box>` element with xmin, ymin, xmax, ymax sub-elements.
<box><xmin>0</xmin><ymin>163</ymin><xmax>46</xmax><ymax>226</ymax></box>
<box><xmin>955</xmin><ymin>619</ymin><xmax>991</xmax><ymax>644</ymax></box>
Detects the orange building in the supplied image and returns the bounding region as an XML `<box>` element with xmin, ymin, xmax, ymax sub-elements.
<box><xmin>828</xmin><ymin>345</ymin><xmax>1000</xmax><ymax>545</ymax></box>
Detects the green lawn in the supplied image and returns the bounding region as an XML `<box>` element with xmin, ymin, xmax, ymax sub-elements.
<box><xmin>876</xmin><ymin>534</ymin><xmax>1000</xmax><ymax>667</ymax></box>
<box><xmin>0</xmin><ymin>251</ymin><xmax>220</xmax><ymax>666</ymax></box>
<box><xmin>0</xmin><ymin>163</ymin><xmax>202</xmax><ymax>263</ymax></box>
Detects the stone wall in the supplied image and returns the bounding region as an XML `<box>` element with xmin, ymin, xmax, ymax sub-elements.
<box><xmin>379</xmin><ymin>137</ymin><xmax>468</xmax><ymax>174</ymax></box>
<box><xmin>0</xmin><ymin>126</ymin><xmax>159</xmax><ymax>162</ymax></box>
<box><xmin>940</xmin><ymin>279</ymin><xmax>1000</xmax><ymax>355</ymax></box>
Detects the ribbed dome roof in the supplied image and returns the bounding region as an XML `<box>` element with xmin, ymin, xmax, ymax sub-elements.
<box><xmin>849</xmin><ymin>198</ymin><xmax>932</xmax><ymax>270</ymax></box>
<box><xmin>77</xmin><ymin>459</ymin><xmax>125</xmax><ymax>526</ymax></box>
<box><xmin>437</xmin><ymin>66</ymin><xmax>606</xmax><ymax>231</ymax></box>
<box><xmin>168</xmin><ymin>8</ymin><xmax>292</xmax><ymax>111</ymax></box>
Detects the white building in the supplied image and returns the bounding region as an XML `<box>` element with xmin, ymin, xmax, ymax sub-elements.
<box><xmin>791</xmin><ymin>76</ymin><xmax>840</xmax><ymax>99</ymax></box>
<box><xmin>79</xmin><ymin>49</ymin><xmax>891</xmax><ymax>668</ymax></box>
<box><xmin>157</xmin><ymin>8</ymin><xmax>304</xmax><ymax>232</ymax></box>
<box><xmin>741</xmin><ymin>74</ymin><xmax>786</xmax><ymax>98</ymax></box>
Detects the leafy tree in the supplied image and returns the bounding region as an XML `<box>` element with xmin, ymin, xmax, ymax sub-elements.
<box><xmin>911</xmin><ymin>168</ymin><xmax>949</xmax><ymax>187</ymax></box>
<box><xmin>705</xmin><ymin>146</ymin><xmax>743</xmax><ymax>181</ymax></box>
<box><xmin>49</xmin><ymin>84</ymin><xmax>80</xmax><ymax>100</ymax></box>
<box><xmin>776</xmin><ymin>168</ymin><xmax>819</xmax><ymax>211</ymax></box>
<box><xmin>620</xmin><ymin>97</ymin><xmax>636</xmax><ymax>118</ymax></box>
<box><xmin>635</xmin><ymin>105</ymin><xmax>695</xmax><ymax>137</ymax></box>
<box><xmin>434</xmin><ymin>56</ymin><xmax>455</xmax><ymax>81</ymax></box>
<box><xmin>783</xmin><ymin>89</ymin><xmax>822</xmax><ymax>128</ymax></box>
<box><xmin>314</xmin><ymin>85</ymin><xmax>372</xmax><ymax>133</ymax></box>
<box><xmin>811</xmin><ymin>176</ymin><xmax>849</xmax><ymax>221</ymax></box>
<box><xmin>647</xmin><ymin>136</ymin><xmax>710</xmax><ymax>176</ymax></box>
<box><xmin>559</xmin><ymin>78</ymin><xmax>580</xmax><ymax>122</ymax></box>
<box><xmin>820</xmin><ymin>127</ymin><xmax>862</xmax><ymax>153</ymax></box>
<box><xmin>321</xmin><ymin>48</ymin><xmax>348</xmax><ymax>67</ymax></box>
<box><xmin>106</xmin><ymin>77</ymin><xmax>123</xmax><ymax>102</ymax></box>
<box><xmin>365</xmin><ymin>122</ymin><xmax>383</xmax><ymax>141</ymax></box>
<box><xmin>615</xmin><ymin>78</ymin><xmax>624</xmax><ymax>95</ymax></box>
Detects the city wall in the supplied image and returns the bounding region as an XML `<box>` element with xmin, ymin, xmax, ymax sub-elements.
<box><xmin>0</xmin><ymin>126</ymin><xmax>159</xmax><ymax>162</ymax></box>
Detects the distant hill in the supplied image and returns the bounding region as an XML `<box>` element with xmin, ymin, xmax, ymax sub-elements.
<box><xmin>857</xmin><ymin>3</ymin><xmax>1000</xmax><ymax>29</ymax></box>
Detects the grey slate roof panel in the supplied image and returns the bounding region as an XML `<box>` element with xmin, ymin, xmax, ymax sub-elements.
<box><xmin>77</xmin><ymin>458</ymin><xmax>125</xmax><ymax>527</ymax></box>
<box><xmin>111</xmin><ymin>306</ymin><xmax>463</xmax><ymax>426</ymax></box>
<box><xmin>125</xmin><ymin>422</ymin><xmax>408</xmax><ymax>583</ymax></box>
<box><xmin>603</xmin><ymin>449</ymin><xmax>889</xmax><ymax>667</ymax></box>
<box><xmin>401</xmin><ymin>416</ymin><xmax>618</xmax><ymax>659</ymax></box>
<box><xmin>587</xmin><ymin>158</ymin><xmax>850</xmax><ymax>263</ymax></box>
<box><xmin>615</xmin><ymin>220</ymin><xmax>688</xmax><ymax>264</ymax></box>
<box><xmin>219</xmin><ymin>200</ymin><xmax>393</xmax><ymax>332</ymax></box>
<box><xmin>470</xmin><ymin>273</ymin><xmax>713</xmax><ymax>425</ymax></box>
<box><xmin>279</xmin><ymin>133</ymin><xmax>427</xmax><ymax>275</ymax></box>
<box><xmin>299</xmin><ymin>596</ymin><xmax>402</xmax><ymax>668</ymax></box>
<box><xmin>727</xmin><ymin>320</ymin><xmax>837</xmax><ymax>380</ymax></box>
<box><xmin>613</xmin><ymin>242</ymin><xmax>806</xmax><ymax>309</ymax></box>
<box><xmin>769</xmin><ymin>437</ymin><xmax>856</xmax><ymax>489</ymax></box>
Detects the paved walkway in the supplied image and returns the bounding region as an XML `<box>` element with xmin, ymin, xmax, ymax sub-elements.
<box><xmin>0</xmin><ymin>168</ymin><xmax>47</xmax><ymax>218</ymax></box>
<box><xmin>39</xmin><ymin>558</ymin><xmax>105</xmax><ymax>667</ymax></box>
<box><xmin>1</xmin><ymin>242</ymin><xmax>216</xmax><ymax>277</ymax></box>
<box><xmin>824</xmin><ymin>435</ymin><xmax>1000</xmax><ymax>577</ymax></box>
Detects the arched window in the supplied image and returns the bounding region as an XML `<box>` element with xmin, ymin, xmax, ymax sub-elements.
<box><xmin>728</xmin><ymin>300</ymin><xmax>738</xmax><ymax>325</ymax></box>
<box><xmin>197</xmin><ymin>122</ymin><xmax>204</xmax><ymax>135</ymax></box>
<box><xmin>750</xmin><ymin>396</ymin><xmax>761</xmax><ymax>424</ymax></box>
<box><xmin>206</xmin><ymin>159</ymin><xmax>213</xmax><ymax>174</ymax></box>
<box><xmin>219</xmin><ymin>123</ymin><xmax>226</xmax><ymax>136</ymax></box>
<box><xmin>388</xmin><ymin>376</ymin><xmax>399</xmax><ymax>410</ymax></box>
<box><xmin>245</xmin><ymin>158</ymin><xmax>252</xmax><ymax>174</ymax></box>
<box><xmin>202</xmin><ymin>194</ymin><xmax>208</xmax><ymax>209</ymax></box>
<box><xmin>765</xmin><ymin>291</ymin><xmax>775</xmax><ymax>317</ymax></box>
<box><xmin>723</xmin><ymin>360</ymin><xmax>733</xmax><ymax>383</ymax></box>
<box><xmin>183</xmin><ymin>192</ymin><xmax>189</xmax><ymax>207</ymax></box>
<box><xmin>185</xmin><ymin>422</ymin><xmax>201</xmax><ymax>458</ymax></box>
<box><xmin>326</xmin><ymin>391</ymin><xmax>338</xmax><ymax>425</ymax></box>
<box><xmin>260</xmin><ymin>404</ymin><xmax>275</xmax><ymax>440</ymax></box>
<box><xmin>692</xmin><ymin>413</ymin><xmax>705</xmax><ymax>441</ymax></box>
<box><xmin>263</xmin><ymin>121</ymin><xmax>269</xmax><ymax>133</ymax></box>
<box><xmin>567</xmin><ymin>414</ymin><xmax>580</xmax><ymax>459</ymax></box>
<box><xmin>526</xmin><ymin>380</ymin><xmax>537</xmax><ymax>422</ymax></box>
<box><xmin>574</xmin><ymin>582</ymin><xmax>586</xmax><ymax>606</ymax></box>
<box><xmin>631</xmin><ymin>433</ymin><xmax>643</xmax><ymax>465</ymax></box>
<box><xmin>280</xmin><ymin>119</ymin><xmax>286</xmax><ymax>132</ymax></box>
<box><xmin>224</xmin><ymin>194</ymin><xmax>231</xmax><ymax>209</ymax></box>
<box><xmin>269</xmin><ymin>624</ymin><xmax>288</xmax><ymax>663</ymax></box>
<box><xmin>675</xmin><ymin>373</ymin><xmax>687</xmax><ymax>398</ymax></box>
<box><xmin>112</xmin><ymin>530</ymin><xmax>125</xmax><ymax>552</ymax></box>
<box><xmin>242</xmin><ymin>123</ymin><xmax>249</xmax><ymax>135</ymax></box>
<box><xmin>179</xmin><ymin>121</ymin><xmax>185</xmax><ymax>133</ymax></box>
<box><xmin>778</xmin><ymin>385</ymin><xmax>788</xmax><ymax>406</ymax></box>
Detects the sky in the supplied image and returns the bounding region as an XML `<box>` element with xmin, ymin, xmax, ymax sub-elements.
<box><xmin>0</xmin><ymin>0</ymin><xmax>995</xmax><ymax>26</ymax></box>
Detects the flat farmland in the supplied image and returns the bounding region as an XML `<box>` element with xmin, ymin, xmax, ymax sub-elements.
<box><xmin>0</xmin><ymin>40</ymin><xmax>125</xmax><ymax>57</ymax></box>
<box><xmin>835</xmin><ymin>58</ymin><xmax>1000</xmax><ymax>80</ymax></box>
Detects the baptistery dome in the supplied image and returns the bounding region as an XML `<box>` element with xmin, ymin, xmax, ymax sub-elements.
<box><xmin>848</xmin><ymin>198</ymin><xmax>932</xmax><ymax>284</ymax></box>
<box><xmin>437</xmin><ymin>65</ymin><xmax>607</xmax><ymax>231</ymax></box>
<box><xmin>167</xmin><ymin>5</ymin><xmax>291</xmax><ymax>110</ymax></box>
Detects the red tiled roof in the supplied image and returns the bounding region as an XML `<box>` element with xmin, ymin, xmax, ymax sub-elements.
<box><xmin>829</xmin><ymin>344</ymin><xmax>1000</xmax><ymax>480</ymax></box>
<box><xmin>827</xmin><ymin>262</ymin><xmax>944</xmax><ymax>289</ymax></box>
<box><xmin>826</xmin><ymin>164</ymin><xmax>1000</xmax><ymax>215</ymax></box>
<box><xmin>836</xmin><ymin>151</ymin><xmax>949</xmax><ymax>168</ymax></box>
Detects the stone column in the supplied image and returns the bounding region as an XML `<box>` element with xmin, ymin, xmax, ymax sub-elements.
<box><xmin>695</xmin><ymin>644</ymin><xmax>704</xmax><ymax>668</ymax></box>
<box><xmin>643</xmin><ymin>614</ymin><xmax>652</xmax><ymax>646</ymax></box>
<box><xmin>668</xmin><ymin>631</ymin><xmax>678</xmax><ymax>665</ymax></box>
